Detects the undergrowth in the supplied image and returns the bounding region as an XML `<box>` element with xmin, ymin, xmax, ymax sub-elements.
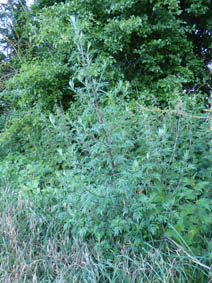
<box><xmin>0</xmin><ymin>184</ymin><xmax>211</xmax><ymax>282</ymax></box>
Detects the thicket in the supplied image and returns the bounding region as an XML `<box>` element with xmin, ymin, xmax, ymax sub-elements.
<box><xmin>0</xmin><ymin>0</ymin><xmax>212</xmax><ymax>281</ymax></box>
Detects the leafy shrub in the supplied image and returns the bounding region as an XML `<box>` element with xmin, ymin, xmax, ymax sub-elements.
<box><xmin>0</xmin><ymin>15</ymin><xmax>211</xmax><ymax>277</ymax></box>
<box><xmin>3</xmin><ymin>19</ymin><xmax>209</xmax><ymax>259</ymax></box>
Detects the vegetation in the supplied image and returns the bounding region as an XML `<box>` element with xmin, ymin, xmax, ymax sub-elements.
<box><xmin>0</xmin><ymin>0</ymin><xmax>212</xmax><ymax>281</ymax></box>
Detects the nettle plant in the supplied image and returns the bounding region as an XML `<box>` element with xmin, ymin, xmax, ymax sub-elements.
<box><xmin>46</xmin><ymin>17</ymin><xmax>212</xmax><ymax>252</ymax></box>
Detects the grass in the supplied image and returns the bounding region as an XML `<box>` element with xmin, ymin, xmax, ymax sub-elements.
<box><xmin>0</xmin><ymin>183</ymin><xmax>211</xmax><ymax>283</ymax></box>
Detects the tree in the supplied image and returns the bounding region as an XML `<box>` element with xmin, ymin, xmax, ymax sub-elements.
<box><xmin>4</xmin><ymin>0</ymin><xmax>211</xmax><ymax>110</ymax></box>
<box><xmin>31</xmin><ymin>0</ymin><xmax>67</xmax><ymax>10</ymax></box>
<box><xmin>0</xmin><ymin>0</ymin><xmax>33</xmax><ymax>114</ymax></box>
<box><xmin>179</xmin><ymin>0</ymin><xmax>212</xmax><ymax>63</ymax></box>
<box><xmin>0</xmin><ymin>0</ymin><xmax>31</xmax><ymax>60</ymax></box>
<box><xmin>1</xmin><ymin>0</ymin><xmax>211</xmax><ymax>112</ymax></box>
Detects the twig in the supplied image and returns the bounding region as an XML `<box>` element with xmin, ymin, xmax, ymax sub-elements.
<box><xmin>169</xmin><ymin>117</ymin><xmax>180</xmax><ymax>165</ymax></box>
<box><xmin>137</xmin><ymin>103</ymin><xmax>210</xmax><ymax>120</ymax></box>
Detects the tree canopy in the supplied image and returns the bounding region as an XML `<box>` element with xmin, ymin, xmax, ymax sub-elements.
<box><xmin>0</xmin><ymin>0</ymin><xmax>212</xmax><ymax>109</ymax></box>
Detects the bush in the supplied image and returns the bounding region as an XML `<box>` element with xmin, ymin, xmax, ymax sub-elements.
<box><xmin>0</xmin><ymin>15</ymin><xmax>211</xmax><ymax>281</ymax></box>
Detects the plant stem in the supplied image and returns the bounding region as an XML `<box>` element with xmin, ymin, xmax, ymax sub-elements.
<box><xmin>78</xmin><ymin>42</ymin><xmax>116</xmax><ymax>175</ymax></box>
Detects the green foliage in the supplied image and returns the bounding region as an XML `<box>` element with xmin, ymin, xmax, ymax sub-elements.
<box><xmin>1</xmin><ymin>20</ymin><xmax>211</xmax><ymax>262</ymax></box>
<box><xmin>0</xmin><ymin>104</ymin><xmax>211</xmax><ymax>279</ymax></box>
<box><xmin>0</xmin><ymin>1</ymin><xmax>212</xmax><ymax>280</ymax></box>
<box><xmin>0</xmin><ymin>182</ymin><xmax>209</xmax><ymax>282</ymax></box>
<box><xmin>7</xmin><ymin>58</ymin><xmax>70</xmax><ymax>109</ymax></box>
<box><xmin>3</xmin><ymin>0</ymin><xmax>212</xmax><ymax>110</ymax></box>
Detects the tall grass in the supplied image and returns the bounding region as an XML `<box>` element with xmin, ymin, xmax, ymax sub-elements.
<box><xmin>0</xmin><ymin>184</ymin><xmax>211</xmax><ymax>282</ymax></box>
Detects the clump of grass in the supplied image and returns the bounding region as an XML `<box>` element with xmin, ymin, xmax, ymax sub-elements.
<box><xmin>0</xmin><ymin>184</ymin><xmax>211</xmax><ymax>282</ymax></box>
